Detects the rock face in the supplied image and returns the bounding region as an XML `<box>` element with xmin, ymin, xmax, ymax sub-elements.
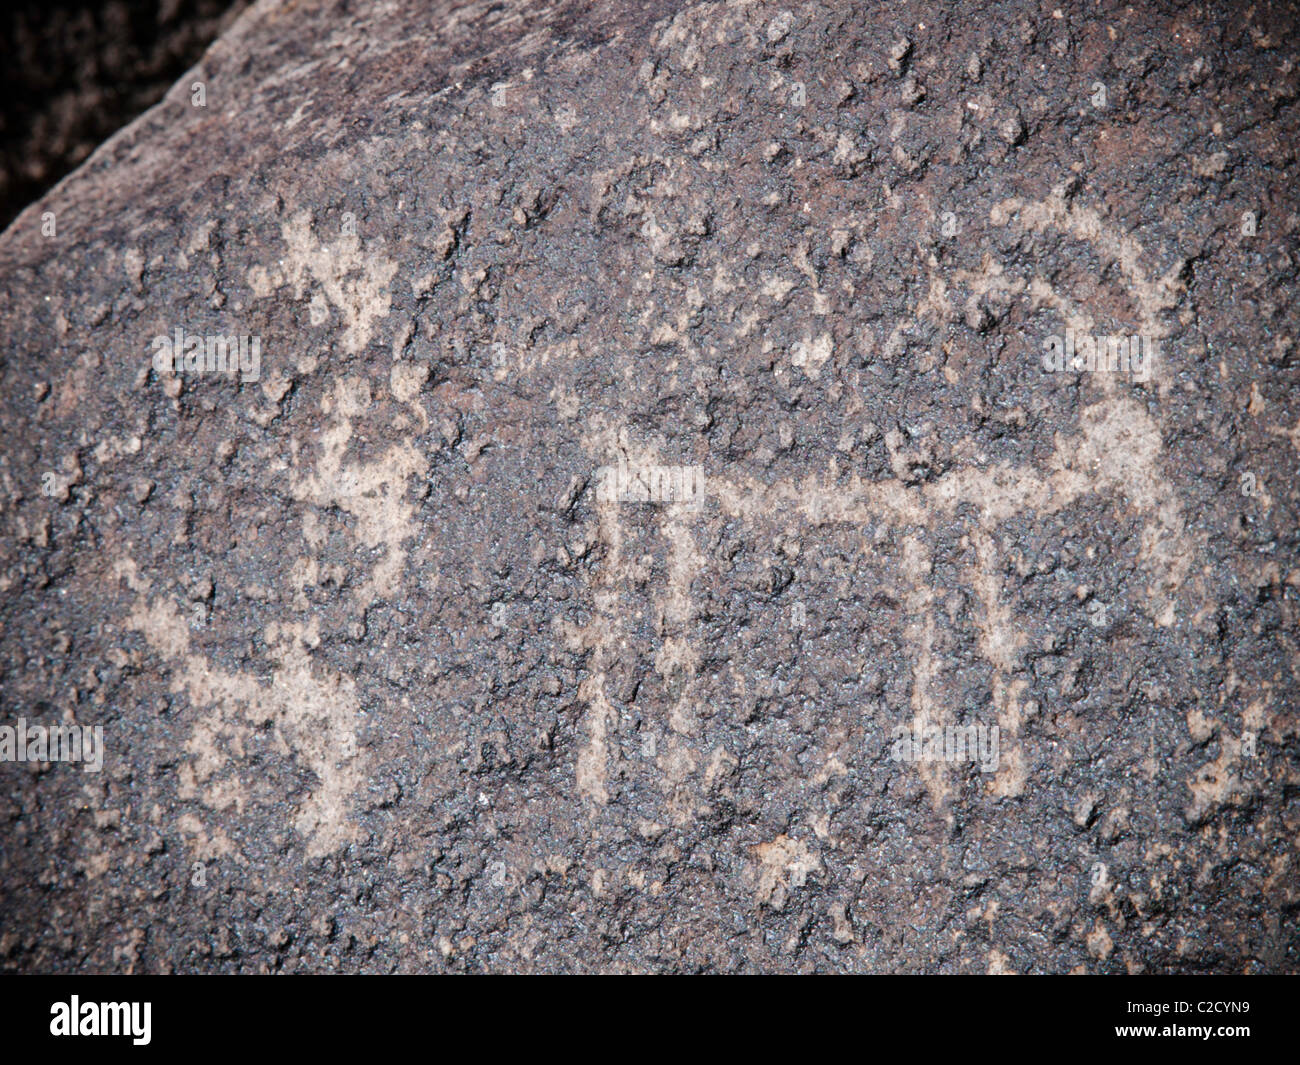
<box><xmin>0</xmin><ymin>0</ymin><xmax>252</xmax><ymax>231</ymax></box>
<box><xmin>0</xmin><ymin>0</ymin><xmax>1296</xmax><ymax>973</ymax></box>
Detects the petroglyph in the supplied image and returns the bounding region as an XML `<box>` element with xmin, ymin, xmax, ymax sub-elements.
<box><xmin>115</xmin><ymin>559</ymin><xmax>365</xmax><ymax>858</ymax></box>
<box><xmin>291</xmin><ymin>376</ymin><xmax>427</xmax><ymax>610</ymax></box>
<box><xmin>2</xmin><ymin>0</ymin><xmax>1294</xmax><ymax>976</ymax></box>
<box><xmin>247</xmin><ymin>211</ymin><xmax>399</xmax><ymax>355</ymax></box>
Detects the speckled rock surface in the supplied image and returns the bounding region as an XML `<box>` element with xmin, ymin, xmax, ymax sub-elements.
<box><xmin>0</xmin><ymin>0</ymin><xmax>1297</xmax><ymax>973</ymax></box>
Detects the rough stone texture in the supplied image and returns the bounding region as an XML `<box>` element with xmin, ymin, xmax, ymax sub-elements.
<box><xmin>0</xmin><ymin>0</ymin><xmax>252</xmax><ymax>231</ymax></box>
<box><xmin>0</xmin><ymin>0</ymin><xmax>1297</xmax><ymax>973</ymax></box>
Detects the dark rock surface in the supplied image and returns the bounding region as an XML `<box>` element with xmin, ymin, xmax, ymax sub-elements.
<box><xmin>0</xmin><ymin>0</ymin><xmax>1297</xmax><ymax>973</ymax></box>
<box><xmin>0</xmin><ymin>0</ymin><xmax>252</xmax><ymax>231</ymax></box>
